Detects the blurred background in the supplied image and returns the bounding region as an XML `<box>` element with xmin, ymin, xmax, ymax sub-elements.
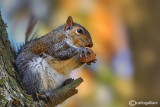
<box><xmin>0</xmin><ymin>0</ymin><xmax>160</xmax><ymax>107</ymax></box>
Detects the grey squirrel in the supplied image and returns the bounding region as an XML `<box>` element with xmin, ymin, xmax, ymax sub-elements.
<box><xmin>16</xmin><ymin>16</ymin><xmax>96</xmax><ymax>101</ymax></box>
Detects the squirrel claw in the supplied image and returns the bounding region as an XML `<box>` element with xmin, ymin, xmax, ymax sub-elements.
<box><xmin>87</xmin><ymin>59</ymin><xmax>97</xmax><ymax>65</ymax></box>
<box><xmin>39</xmin><ymin>91</ymin><xmax>53</xmax><ymax>103</ymax></box>
<box><xmin>92</xmin><ymin>59</ymin><xmax>97</xmax><ymax>63</ymax></box>
<box><xmin>84</xmin><ymin>52</ymin><xmax>88</xmax><ymax>59</ymax></box>
<box><xmin>79</xmin><ymin>53</ymin><xmax>82</xmax><ymax>58</ymax></box>
<box><xmin>34</xmin><ymin>92</ymin><xmax>52</xmax><ymax>103</ymax></box>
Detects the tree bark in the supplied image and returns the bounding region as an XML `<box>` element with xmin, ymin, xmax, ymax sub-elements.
<box><xmin>0</xmin><ymin>11</ymin><xmax>83</xmax><ymax>107</ymax></box>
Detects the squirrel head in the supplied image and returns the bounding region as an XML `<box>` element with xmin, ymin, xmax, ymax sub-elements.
<box><xmin>63</xmin><ymin>16</ymin><xmax>93</xmax><ymax>48</ymax></box>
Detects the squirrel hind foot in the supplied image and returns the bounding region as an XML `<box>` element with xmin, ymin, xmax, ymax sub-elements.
<box><xmin>32</xmin><ymin>92</ymin><xmax>53</xmax><ymax>103</ymax></box>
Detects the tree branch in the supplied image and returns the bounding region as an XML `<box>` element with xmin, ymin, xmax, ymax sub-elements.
<box><xmin>48</xmin><ymin>78</ymin><xmax>83</xmax><ymax>106</ymax></box>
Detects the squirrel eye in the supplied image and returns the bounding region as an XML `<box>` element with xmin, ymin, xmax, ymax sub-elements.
<box><xmin>76</xmin><ymin>29</ymin><xmax>83</xmax><ymax>34</ymax></box>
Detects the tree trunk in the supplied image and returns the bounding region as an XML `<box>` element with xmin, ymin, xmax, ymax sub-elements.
<box><xmin>0</xmin><ymin>11</ymin><xmax>83</xmax><ymax>107</ymax></box>
<box><xmin>121</xmin><ymin>0</ymin><xmax>160</xmax><ymax>102</ymax></box>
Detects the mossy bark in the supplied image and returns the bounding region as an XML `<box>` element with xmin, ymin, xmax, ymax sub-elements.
<box><xmin>0</xmin><ymin>11</ymin><xmax>35</xmax><ymax>107</ymax></box>
<box><xmin>0</xmin><ymin>11</ymin><xmax>83</xmax><ymax>107</ymax></box>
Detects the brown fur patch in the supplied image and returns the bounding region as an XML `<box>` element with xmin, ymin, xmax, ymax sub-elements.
<box><xmin>46</xmin><ymin>57</ymin><xmax>81</xmax><ymax>75</ymax></box>
<box><xmin>31</xmin><ymin>43</ymin><xmax>48</xmax><ymax>54</ymax></box>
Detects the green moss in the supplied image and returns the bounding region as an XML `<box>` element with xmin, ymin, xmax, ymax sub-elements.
<box><xmin>0</xmin><ymin>78</ymin><xmax>3</xmax><ymax>85</ymax></box>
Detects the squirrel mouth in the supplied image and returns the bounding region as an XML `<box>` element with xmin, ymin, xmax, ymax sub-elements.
<box><xmin>87</xmin><ymin>43</ymin><xmax>93</xmax><ymax>48</ymax></box>
<box><xmin>78</xmin><ymin>44</ymin><xmax>92</xmax><ymax>48</ymax></box>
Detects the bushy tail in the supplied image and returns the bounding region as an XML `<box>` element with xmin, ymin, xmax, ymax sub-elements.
<box><xmin>10</xmin><ymin>14</ymin><xmax>46</xmax><ymax>54</ymax></box>
<box><xmin>25</xmin><ymin>14</ymin><xmax>39</xmax><ymax>43</ymax></box>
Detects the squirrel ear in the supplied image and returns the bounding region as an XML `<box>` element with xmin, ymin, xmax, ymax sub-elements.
<box><xmin>64</xmin><ymin>16</ymin><xmax>73</xmax><ymax>30</ymax></box>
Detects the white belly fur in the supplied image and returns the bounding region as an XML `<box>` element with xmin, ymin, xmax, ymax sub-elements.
<box><xmin>28</xmin><ymin>56</ymin><xmax>67</xmax><ymax>92</ymax></box>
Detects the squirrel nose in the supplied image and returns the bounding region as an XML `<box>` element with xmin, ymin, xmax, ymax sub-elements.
<box><xmin>87</xmin><ymin>42</ymin><xmax>93</xmax><ymax>48</ymax></box>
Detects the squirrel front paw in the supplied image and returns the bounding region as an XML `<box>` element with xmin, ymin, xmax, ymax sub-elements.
<box><xmin>79</xmin><ymin>47</ymin><xmax>91</xmax><ymax>59</ymax></box>
<box><xmin>62</xmin><ymin>78</ymin><xmax>74</xmax><ymax>86</ymax></box>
